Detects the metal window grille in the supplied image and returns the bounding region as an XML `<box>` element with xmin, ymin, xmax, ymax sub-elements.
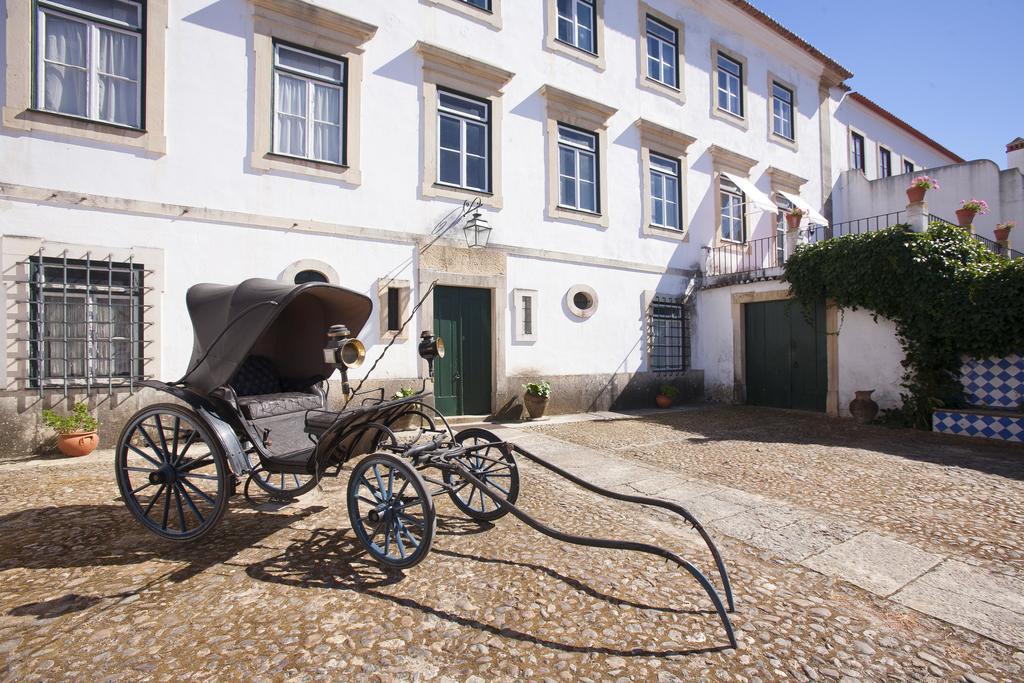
<box><xmin>522</xmin><ymin>295</ymin><xmax>533</xmax><ymax>336</ymax></box>
<box><xmin>650</xmin><ymin>299</ymin><xmax>689</xmax><ymax>372</ymax></box>
<box><xmin>19</xmin><ymin>251</ymin><xmax>149</xmax><ymax>395</ymax></box>
<box><xmin>387</xmin><ymin>287</ymin><xmax>401</xmax><ymax>331</ymax></box>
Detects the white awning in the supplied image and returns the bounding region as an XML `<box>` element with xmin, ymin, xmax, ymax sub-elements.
<box><xmin>720</xmin><ymin>172</ymin><xmax>778</xmax><ymax>215</ymax></box>
<box><xmin>777</xmin><ymin>190</ymin><xmax>829</xmax><ymax>225</ymax></box>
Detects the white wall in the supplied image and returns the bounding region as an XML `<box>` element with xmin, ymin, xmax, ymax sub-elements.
<box><xmin>835</xmin><ymin>309</ymin><xmax>904</xmax><ymax>416</ymax></box>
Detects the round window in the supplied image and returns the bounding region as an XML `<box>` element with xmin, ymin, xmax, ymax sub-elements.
<box><xmin>565</xmin><ymin>285</ymin><xmax>598</xmax><ymax>319</ymax></box>
<box><xmin>294</xmin><ymin>269</ymin><xmax>329</xmax><ymax>284</ymax></box>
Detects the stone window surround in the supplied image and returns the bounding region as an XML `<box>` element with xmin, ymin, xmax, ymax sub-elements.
<box><xmin>637</xmin><ymin>2</ymin><xmax>685</xmax><ymax>103</ymax></box>
<box><xmin>2</xmin><ymin>0</ymin><xmax>168</xmax><ymax>155</ymax></box>
<box><xmin>565</xmin><ymin>284</ymin><xmax>598</xmax><ymax>319</ymax></box>
<box><xmin>642</xmin><ymin>289</ymin><xmax>689</xmax><ymax>376</ymax></box>
<box><xmin>544</xmin><ymin>0</ymin><xmax>606</xmax><ymax>71</ymax></box>
<box><xmin>902</xmin><ymin>155</ymin><xmax>916</xmax><ymax>174</ymax></box>
<box><xmin>848</xmin><ymin>124</ymin><xmax>869</xmax><ymax>176</ymax></box>
<box><xmin>511</xmin><ymin>288</ymin><xmax>538</xmax><ymax>343</ymax></box>
<box><xmin>251</xmin><ymin>0</ymin><xmax>377</xmax><ymax>185</ymax></box>
<box><xmin>877</xmin><ymin>142</ymin><xmax>893</xmax><ymax>178</ymax></box>
<box><xmin>416</xmin><ymin>41</ymin><xmax>514</xmax><ymax>210</ymax></box>
<box><xmin>766</xmin><ymin>72</ymin><xmax>799</xmax><ymax>152</ymax></box>
<box><xmin>708</xmin><ymin>144</ymin><xmax>758</xmax><ymax>247</ymax></box>
<box><xmin>377</xmin><ymin>278</ymin><xmax>411</xmax><ymax>342</ymax></box>
<box><xmin>423</xmin><ymin>0</ymin><xmax>503</xmax><ymax>30</ymax></box>
<box><xmin>279</xmin><ymin>259</ymin><xmax>340</xmax><ymax>285</ymax></box>
<box><xmin>709</xmin><ymin>42</ymin><xmax>749</xmax><ymax>131</ymax></box>
<box><xmin>541</xmin><ymin>85</ymin><xmax>617</xmax><ymax>229</ymax></box>
<box><xmin>1</xmin><ymin>235</ymin><xmax>165</xmax><ymax>395</ymax></box>
<box><xmin>636</xmin><ymin>118</ymin><xmax>696</xmax><ymax>242</ymax></box>
<box><xmin>730</xmin><ymin>289</ymin><xmax>839</xmax><ymax>416</ymax></box>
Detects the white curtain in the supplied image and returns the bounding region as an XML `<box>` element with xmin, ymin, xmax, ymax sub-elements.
<box><xmin>312</xmin><ymin>84</ymin><xmax>340</xmax><ymax>163</ymax></box>
<box><xmin>43</xmin><ymin>14</ymin><xmax>87</xmax><ymax>117</ymax></box>
<box><xmin>276</xmin><ymin>74</ymin><xmax>306</xmax><ymax>157</ymax></box>
<box><xmin>97</xmin><ymin>28</ymin><xmax>140</xmax><ymax>127</ymax></box>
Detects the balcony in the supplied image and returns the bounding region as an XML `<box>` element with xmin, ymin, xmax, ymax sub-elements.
<box><xmin>701</xmin><ymin>211</ymin><xmax>1020</xmax><ymax>289</ymax></box>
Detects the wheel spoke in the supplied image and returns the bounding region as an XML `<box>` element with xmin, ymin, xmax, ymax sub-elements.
<box><xmin>154</xmin><ymin>416</ymin><xmax>172</xmax><ymax>464</ymax></box>
<box><xmin>357</xmin><ymin>495</ymin><xmax>380</xmax><ymax>507</ymax></box>
<box><xmin>393</xmin><ymin>521</ymin><xmax>407</xmax><ymax>558</ymax></box>
<box><xmin>142</xmin><ymin>483</ymin><xmax>166</xmax><ymax>515</ymax></box>
<box><xmin>387</xmin><ymin>468</ymin><xmax>394</xmax><ymax>499</ymax></box>
<box><xmin>182</xmin><ymin>472</ymin><xmax>219</xmax><ymax>481</ymax></box>
<box><xmin>136</xmin><ymin>428</ymin><xmax>167</xmax><ymax>464</ymax></box>
<box><xmin>160</xmin><ymin>484</ymin><xmax>172</xmax><ymax>531</ymax></box>
<box><xmin>127</xmin><ymin>443</ymin><xmax>162</xmax><ymax>468</ymax></box>
<box><xmin>180</xmin><ymin>477</ymin><xmax>217</xmax><ymax>505</ymax></box>
<box><xmin>478</xmin><ymin>486</ymin><xmax>487</xmax><ymax>512</ymax></box>
<box><xmin>130</xmin><ymin>481</ymin><xmax>154</xmax><ymax>495</ymax></box>
<box><xmin>179</xmin><ymin>455</ymin><xmax>214</xmax><ymax>474</ymax></box>
<box><xmin>360</xmin><ymin>475</ymin><xmax>383</xmax><ymax>502</ymax></box>
<box><xmin>488</xmin><ymin>480</ymin><xmax>510</xmax><ymax>495</ymax></box>
<box><xmin>173</xmin><ymin>485</ymin><xmax>188</xmax><ymax>532</ymax></box>
<box><xmin>383</xmin><ymin>524</ymin><xmax>392</xmax><ymax>556</ymax></box>
<box><xmin>372</xmin><ymin>465</ymin><xmax>387</xmax><ymax>503</ymax></box>
<box><xmin>176</xmin><ymin>481</ymin><xmax>205</xmax><ymax>524</ymax></box>
<box><xmin>125</xmin><ymin>465</ymin><xmax>158</xmax><ymax>473</ymax></box>
<box><xmin>171</xmin><ymin>416</ymin><xmax>181</xmax><ymax>462</ymax></box>
<box><xmin>174</xmin><ymin>430</ymin><xmax>199</xmax><ymax>465</ymax></box>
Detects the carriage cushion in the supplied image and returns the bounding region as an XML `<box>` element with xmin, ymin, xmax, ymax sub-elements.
<box><xmin>237</xmin><ymin>392</ymin><xmax>324</xmax><ymax>420</ymax></box>
<box><xmin>230</xmin><ymin>355</ymin><xmax>280</xmax><ymax>396</ymax></box>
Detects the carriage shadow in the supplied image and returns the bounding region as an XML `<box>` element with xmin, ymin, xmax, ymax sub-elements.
<box><xmin>245</xmin><ymin>520</ymin><xmax>728</xmax><ymax>658</ymax></box>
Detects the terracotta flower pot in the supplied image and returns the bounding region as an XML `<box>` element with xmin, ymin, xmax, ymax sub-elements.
<box><xmin>848</xmin><ymin>390</ymin><xmax>879</xmax><ymax>425</ymax></box>
<box><xmin>523</xmin><ymin>393</ymin><xmax>548</xmax><ymax>419</ymax></box>
<box><xmin>57</xmin><ymin>431</ymin><xmax>98</xmax><ymax>457</ymax></box>
<box><xmin>655</xmin><ymin>394</ymin><xmax>673</xmax><ymax>409</ymax></box>
<box><xmin>994</xmin><ymin>226</ymin><xmax>1012</xmax><ymax>242</ymax></box>
<box><xmin>906</xmin><ymin>186</ymin><xmax>926</xmax><ymax>203</ymax></box>
<box><xmin>955</xmin><ymin>208</ymin><xmax>977</xmax><ymax>227</ymax></box>
<box><xmin>785</xmin><ymin>213</ymin><xmax>802</xmax><ymax>230</ymax></box>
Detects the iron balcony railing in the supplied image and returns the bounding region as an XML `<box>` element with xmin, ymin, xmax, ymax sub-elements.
<box><xmin>704</xmin><ymin>234</ymin><xmax>783</xmax><ymax>279</ymax></box>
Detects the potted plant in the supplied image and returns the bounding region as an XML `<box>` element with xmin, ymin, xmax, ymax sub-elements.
<box><xmin>955</xmin><ymin>198</ymin><xmax>989</xmax><ymax>227</ymax></box>
<box><xmin>994</xmin><ymin>221</ymin><xmax>1016</xmax><ymax>242</ymax></box>
<box><xmin>522</xmin><ymin>380</ymin><xmax>551</xmax><ymax>419</ymax></box>
<box><xmin>785</xmin><ymin>207</ymin><xmax>807</xmax><ymax>230</ymax></box>
<box><xmin>42</xmin><ymin>403</ymin><xmax>99</xmax><ymax>457</ymax></box>
<box><xmin>906</xmin><ymin>175</ymin><xmax>939</xmax><ymax>203</ymax></box>
<box><xmin>655</xmin><ymin>383</ymin><xmax>679</xmax><ymax>408</ymax></box>
<box><xmin>390</xmin><ymin>387</ymin><xmax>417</xmax><ymax>430</ymax></box>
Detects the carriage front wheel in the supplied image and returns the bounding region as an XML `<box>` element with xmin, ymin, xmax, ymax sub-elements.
<box><xmin>115</xmin><ymin>403</ymin><xmax>230</xmax><ymax>541</ymax></box>
<box><xmin>443</xmin><ymin>428</ymin><xmax>520</xmax><ymax>522</ymax></box>
<box><xmin>347</xmin><ymin>453</ymin><xmax>436</xmax><ymax>569</ymax></box>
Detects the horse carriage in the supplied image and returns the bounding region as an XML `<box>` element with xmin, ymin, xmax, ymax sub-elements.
<box><xmin>115</xmin><ymin>278</ymin><xmax>737</xmax><ymax>647</ymax></box>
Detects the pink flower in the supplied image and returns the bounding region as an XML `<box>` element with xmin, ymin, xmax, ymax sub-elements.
<box><xmin>911</xmin><ymin>175</ymin><xmax>939</xmax><ymax>190</ymax></box>
<box><xmin>960</xmin><ymin>198</ymin><xmax>990</xmax><ymax>214</ymax></box>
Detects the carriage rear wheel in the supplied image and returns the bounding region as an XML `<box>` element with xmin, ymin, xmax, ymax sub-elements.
<box><xmin>347</xmin><ymin>453</ymin><xmax>436</xmax><ymax>569</ymax></box>
<box><xmin>244</xmin><ymin>452</ymin><xmax>318</xmax><ymax>498</ymax></box>
<box><xmin>443</xmin><ymin>428</ymin><xmax>520</xmax><ymax>522</ymax></box>
<box><xmin>115</xmin><ymin>404</ymin><xmax>230</xmax><ymax>541</ymax></box>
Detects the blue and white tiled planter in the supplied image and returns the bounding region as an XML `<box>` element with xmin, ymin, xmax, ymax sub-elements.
<box><xmin>932</xmin><ymin>409</ymin><xmax>1023</xmax><ymax>443</ymax></box>
<box><xmin>932</xmin><ymin>354</ymin><xmax>1023</xmax><ymax>443</ymax></box>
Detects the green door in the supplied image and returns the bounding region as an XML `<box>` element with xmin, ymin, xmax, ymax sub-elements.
<box><xmin>433</xmin><ymin>286</ymin><xmax>492</xmax><ymax>416</ymax></box>
<box><xmin>744</xmin><ymin>299</ymin><xmax>827</xmax><ymax>411</ymax></box>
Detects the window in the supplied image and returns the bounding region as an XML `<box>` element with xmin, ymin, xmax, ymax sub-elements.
<box><xmin>35</xmin><ymin>0</ymin><xmax>143</xmax><ymax>128</ymax></box>
<box><xmin>903</xmin><ymin>159</ymin><xmax>915</xmax><ymax>174</ymax></box>
<box><xmin>463</xmin><ymin>0</ymin><xmax>490</xmax><ymax>8</ymax></box>
<box><xmin>437</xmin><ymin>90</ymin><xmax>490</xmax><ymax>192</ymax></box>
<box><xmin>565</xmin><ymin>285</ymin><xmax>598</xmax><ymax>319</ymax></box>
<box><xmin>771</xmin><ymin>82</ymin><xmax>794</xmax><ymax>140</ymax></box>
<box><xmin>387</xmin><ymin>287</ymin><xmax>401</xmax><ymax>331</ymax></box>
<box><xmin>851</xmin><ymin>132</ymin><xmax>866</xmax><ymax>172</ymax></box>
<box><xmin>29</xmin><ymin>256</ymin><xmax>145</xmax><ymax>388</ymax></box>
<box><xmin>294</xmin><ymin>269</ymin><xmax>328</xmax><ymax>284</ymax></box>
<box><xmin>720</xmin><ymin>176</ymin><xmax>745</xmax><ymax>242</ymax></box>
<box><xmin>716</xmin><ymin>52</ymin><xmax>743</xmax><ymax>117</ymax></box>
<box><xmin>377</xmin><ymin>279</ymin><xmax>410</xmax><ymax>340</ymax></box>
<box><xmin>775</xmin><ymin>194</ymin><xmax>794</xmax><ymax>264</ymax></box>
<box><xmin>649</xmin><ymin>153</ymin><xmax>680</xmax><ymax>230</ymax></box>
<box><xmin>650</xmin><ymin>301</ymin><xmax>687</xmax><ymax>371</ymax></box>
<box><xmin>879</xmin><ymin>147</ymin><xmax>892</xmax><ymax>177</ymax></box>
<box><xmin>273</xmin><ymin>43</ymin><xmax>345</xmax><ymax>165</ymax></box>
<box><xmin>645</xmin><ymin>16</ymin><xmax>677</xmax><ymax>88</ymax></box>
<box><xmin>513</xmin><ymin>289</ymin><xmax>538</xmax><ymax>342</ymax></box>
<box><xmin>557</xmin><ymin>124</ymin><xmax>598</xmax><ymax>213</ymax></box>
<box><xmin>556</xmin><ymin>0</ymin><xmax>596</xmax><ymax>54</ymax></box>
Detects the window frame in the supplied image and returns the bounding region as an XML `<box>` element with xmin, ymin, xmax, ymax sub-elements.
<box><xmin>512</xmin><ymin>288</ymin><xmax>538</xmax><ymax>342</ymax></box>
<box><xmin>30</xmin><ymin>0</ymin><xmax>147</xmax><ymax>132</ymax></box>
<box><xmin>644</xmin><ymin>15</ymin><xmax>678</xmax><ymax>89</ymax></box>
<box><xmin>902</xmin><ymin>158</ymin><xmax>915</xmax><ymax>175</ymax></box>
<box><xmin>555</xmin><ymin>0</ymin><xmax>598</xmax><ymax>55</ymax></box>
<box><xmin>716</xmin><ymin>51</ymin><xmax>743</xmax><ymax>118</ymax></box>
<box><xmin>423</xmin><ymin>0</ymin><xmax>502</xmax><ymax>29</ymax></box>
<box><xmin>556</xmin><ymin>122</ymin><xmax>600</xmax><ymax>215</ymax></box>
<box><xmin>378</xmin><ymin>278</ymin><xmax>411</xmax><ymax>342</ymax></box>
<box><xmin>435</xmin><ymin>88</ymin><xmax>491</xmax><ymax>193</ymax></box>
<box><xmin>545</xmin><ymin>0</ymin><xmax>605</xmax><ymax>70</ymax></box>
<box><xmin>770</xmin><ymin>80</ymin><xmax>794</xmax><ymax>141</ymax></box>
<box><xmin>878</xmin><ymin>145</ymin><xmax>892</xmax><ymax>178</ymax></box>
<box><xmin>649</xmin><ymin>152</ymin><xmax>681</xmax><ymax>230</ymax></box>
<box><xmin>719</xmin><ymin>176</ymin><xmax>746</xmax><ymax>243</ymax></box>
<box><xmin>271</xmin><ymin>41</ymin><xmax>348</xmax><ymax>167</ymax></box>
<box><xmin>851</xmin><ymin>130</ymin><xmax>866</xmax><ymax>173</ymax></box>
<box><xmin>649</xmin><ymin>299</ymin><xmax>688</xmax><ymax>373</ymax></box>
<box><xmin>774</xmin><ymin>192</ymin><xmax>795</xmax><ymax>265</ymax></box>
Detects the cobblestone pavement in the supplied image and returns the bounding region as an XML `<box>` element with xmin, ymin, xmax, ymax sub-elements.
<box><xmin>0</xmin><ymin>411</ymin><xmax>1022</xmax><ymax>680</ymax></box>
<box><xmin>536</xmin><ymin>406</ymin><xmax>1024</xmax><ymax>574</ymax></box>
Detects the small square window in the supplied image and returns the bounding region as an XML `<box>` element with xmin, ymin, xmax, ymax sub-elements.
<box><xmin>378</xmin><ymin>280</ymin><xmax>410</xmax><ymax>340</ymax></box>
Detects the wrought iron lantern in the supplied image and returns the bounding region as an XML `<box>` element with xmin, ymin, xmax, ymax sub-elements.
<box><xmin>462</xmin><ymin>211</ymin><xmax>492</xmax><ymax>249</ymax></box>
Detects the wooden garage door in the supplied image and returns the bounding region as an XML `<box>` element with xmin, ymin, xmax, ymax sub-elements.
<box><xmin>744</xmin><ymin>299</ymin><xmax>827</xmax><ymax>412</ymax></box>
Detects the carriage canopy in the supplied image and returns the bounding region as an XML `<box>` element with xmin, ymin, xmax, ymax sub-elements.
<box><xmin>179</xmin><ymin>278</ymin><xmax>372</xmax><ymax>395</ymax></box>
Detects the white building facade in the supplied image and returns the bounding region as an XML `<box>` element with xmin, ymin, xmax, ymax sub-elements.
<box><xmin>0</xmin><ymin>0</ymin><xmax>1011</xmax><ymax>456</ymax></box>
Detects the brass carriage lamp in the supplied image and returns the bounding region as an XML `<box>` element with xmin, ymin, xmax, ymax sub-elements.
<box><xmin>462</xmin><ymin>211</ymin><xmax>492</xmax><ymax>249</ymax></box>
<box><xmin>418</xmin><ymin>330</ymin><xmax>445</xmax><ymax>377</ymax></box>
<box><xmin>325</xmin><ymin>324</ymin><xmax>366</xmax><ymax>397</ymax></box>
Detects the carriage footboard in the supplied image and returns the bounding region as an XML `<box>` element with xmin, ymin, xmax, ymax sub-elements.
<box><xmin>448</xmin><ymin>444</ymin><xmax>737</xmax><ymax>650</ymax></box>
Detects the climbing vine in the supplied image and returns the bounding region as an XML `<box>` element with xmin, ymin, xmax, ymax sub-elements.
<box><xmin>783</xmin><ymin>223</ymin><xmax>1024</xmax><ymax>428</ymax></box>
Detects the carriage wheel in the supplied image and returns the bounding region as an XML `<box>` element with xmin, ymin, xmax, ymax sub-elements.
<box><xmin>347</xmin><ymin>453</ymin><xmax>436</xmax><ymax>569</ymax></box>
<box><xmin>244</xmin><ymin>452</ymin><xmax>318</xmax><ymax>498</ymax></box>
<box><xmin>443</xmin><ymin>428</ymin><xmax>520</xmax><ymax>522</ymax></box>
<box><xmin>115</xmin><ymin>403</ymin><xmax>230</xmax><ymax>541</ymax></box>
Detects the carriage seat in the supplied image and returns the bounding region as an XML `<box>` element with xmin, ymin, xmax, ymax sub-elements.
<box><xmin>230</xmin><ymin>355</ymin><xmax>325</xmax><ymax>420</ymax></box>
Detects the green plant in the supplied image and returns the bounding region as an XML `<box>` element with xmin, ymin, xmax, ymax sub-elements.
<box><xmin>523</xmin><ymin>380</ymin><xmax>551</xmax><ymax>398</ymax></box>
<box><xmin>392</xmin><ymin>387</ymin><xmax>417</xmax><ymax>399</ymax></box>
<box><xmin>658</xmin><ymin>383</ymin><xmax>680</xmax><ymax>398</ymax></box>
<box><xmin>42</xmin><ymin>403</ymin><xmax>98</xmax><ymax>435</ymax></box>
<box><xmin>784</xmin><ymin>222</ymin><xmax>1024</xmax><ymax>429</ymax></box>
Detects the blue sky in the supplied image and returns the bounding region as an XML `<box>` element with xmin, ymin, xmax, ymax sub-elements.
<box><xmin>748</xmin><ymin>0</ymin><xmax>1023</xmax><ymax>165</ymax></box>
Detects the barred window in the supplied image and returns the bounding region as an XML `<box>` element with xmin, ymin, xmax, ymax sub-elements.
<box><xmin>28</xmin><ymin>255</ymin><xmax>145</xmax><ymax>389</ymax></box>
<box><xmin>650</xmin><ymin>300</ymin><xmax>688</xmax><ymax>371</ymax></box>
